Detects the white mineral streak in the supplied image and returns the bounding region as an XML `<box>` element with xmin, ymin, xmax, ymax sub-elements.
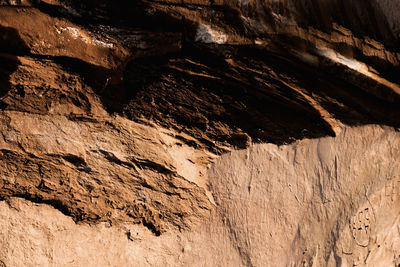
<box><xmin>316</xmin><ymin>48</ymin><xmax>400</xmax><ymax>95</ymax></box>
<box><xmin>57</xmin><ymin>26</ymin><xmax>114</xmax><ymax>48</ymax></box>
<box><xmin>195</xmin><ymin>24</ymin><xmax>227</xmax><ymax>44</ymax></box>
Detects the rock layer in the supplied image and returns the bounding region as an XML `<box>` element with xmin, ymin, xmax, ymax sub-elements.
<box><xmin>1</xmin><ymin>126</ymin><xmax>400</xmax><ymax>266</ymax></box>
<box><xmin>1</xmin><ymin>0</ymin><xmax>400</xmax><ymax>266</ymax></box>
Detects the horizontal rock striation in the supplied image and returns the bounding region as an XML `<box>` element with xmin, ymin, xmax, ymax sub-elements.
<box><xmin>0</xmin><ymin>0</ymin><xmax>400</xmax><ymax>266</ymax></box>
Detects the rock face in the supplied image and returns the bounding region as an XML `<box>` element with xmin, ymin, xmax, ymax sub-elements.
<box><xmin>0</xmin><ymin>0</ymin><xmax>400</xmax><ymax>266</ymax></box>
<box><xmin>1</xmin><ymin>126</ymin><xmax>400</xmax><ymax>266</ymax></box>
<box><xmin>209</xmin><ymin>125</ymin><xmax>400</xmax><ymax>266</ymax></box>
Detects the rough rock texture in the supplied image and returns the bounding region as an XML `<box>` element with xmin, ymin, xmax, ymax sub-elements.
<box><xmin>1</xmin><ymin>126</ymin><xmax>400</xmax><ymax>266</ymax></box>
<box><xmin>1</xmin><ymin>0</ymin><xmax>400</xmax><ymax>266</ymax></box>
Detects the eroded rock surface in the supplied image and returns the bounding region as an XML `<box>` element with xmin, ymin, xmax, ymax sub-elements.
<box><xmin>1</xmin><ymin>0</ymin><xmax>400</xmax><ymax>266</ymax></box>
<box><xmin>208</xmin><ymin>125</ymin><xmax>400</xmax><ymax>266</ymax></box>
<box><xmin>1</xmin><ymin>126</ymin><xmax>400</xmax><ymax>266</ymax></box>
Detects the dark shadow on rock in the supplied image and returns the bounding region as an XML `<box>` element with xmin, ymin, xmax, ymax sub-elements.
<box><xmin>0</xmin><ymin>54</ymin><xmax>19</xmax><ymax>107</ymax></box>
<box><xmin>43</xmin><ymin>55</ymin><xmax>112</xmax><ymax>91</ymax></box>
<box><xmin>96</xmin><ymin>40</ymin><xmax>400</xmax><ymax>152</ymax></box>
<box><xmin>97</xmin><ymin>43</ymin><xmax>337</xmax><ymax>152</ymax></box>
<box><xmin>28</xmin><ymin>0</ymin><xmax>400</xmax><ymax>151</ymax></box>
<box><xmin>241</xmin><ymin>45</ymin><xmax>400</xmax><ymax>128</ymax></box>
<box><xmin>290</xmin><ymin>0</ymin><xmax>399</xmax><ymax>51</ymax></box>
<box><xmin>0</xmin><ymin>25</ymin><xmax>30</xmax><ymax>109</ymax></box>
<box><xmin>3</xmin><ymin>2</ymin><xmax>400</xmax><ymax>152</ymax></box>
<box><xmin>35</xmin><ymin>0</ymin><xmax>183</xmax><ymax>32</ymax></box>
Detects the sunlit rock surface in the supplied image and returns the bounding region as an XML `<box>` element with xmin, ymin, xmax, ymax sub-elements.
<box><xmin>1</xmin><ymin>0</ymin><xmax>400</xmax><ymax>266</ymax></box>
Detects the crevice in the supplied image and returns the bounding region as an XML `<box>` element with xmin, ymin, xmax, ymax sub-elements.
<box><xmin>61</xmin><ymin>154</ymin><xmax>87</xmax><ymax>167</ymax></box>
<box><xmin>10</xmin><ymin>194</ymin><xmax>72</xmax><ymax>219</ymax></box>
<box><xmin>97</xmin><ymin>149</ymin><xmax>135</xmax><ymax>169</ymax></box>
<box><xmin>131</xmin><ymin>157</ymin><xmax>175</xmax><ymax>175</ymax></box>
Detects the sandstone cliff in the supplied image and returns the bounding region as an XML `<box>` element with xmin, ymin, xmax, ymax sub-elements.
<box><xmin>0</xmin><ymin>0</ymin><xmax>400</xmax><ymax>266</ymax></box>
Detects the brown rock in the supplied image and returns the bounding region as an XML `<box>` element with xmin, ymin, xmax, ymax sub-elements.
<box><xmin>0</xmin><ymin>0</ymin><xmax>400</xmax><ymax>266</ymax></box>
